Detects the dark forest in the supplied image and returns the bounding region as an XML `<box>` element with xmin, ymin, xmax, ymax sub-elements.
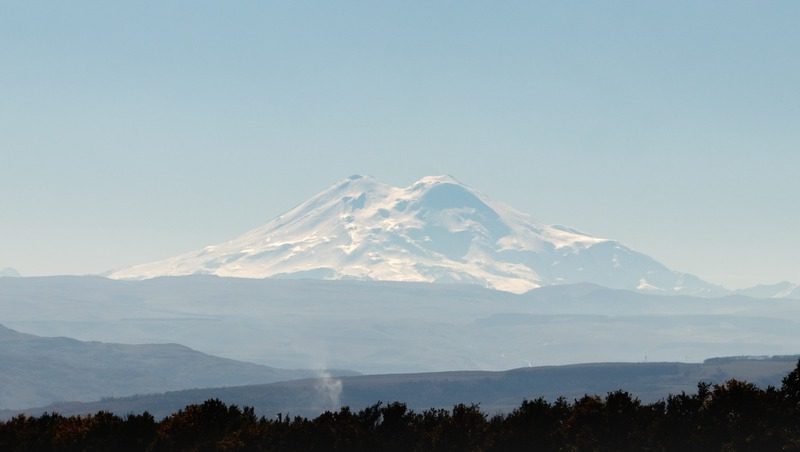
<box><xmin>3</xmin><ymin>361</ymin><xmax>800</xmax><ymax>451</ymax></box>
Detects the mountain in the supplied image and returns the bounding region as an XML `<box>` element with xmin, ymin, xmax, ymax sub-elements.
<box><xmin>736</xmin><ymin>281</ymin><xmax>800</xmax><ymax>299</ymax></box>
<box><xmin>109</xmin><ymin>175</ymin><xmax>725</xmax><ymax>296</ymax></box>
<box><xmin>0</xmin><ymin>267</ymin><xmax>20</xmax><ymax>277</ymax></box>
<box><xmin>5</xmin><ymin>276</ymin><xmax>800</xmax><ymax>375</ymax></box>
<box><xmin>0</xmin><ymin>324</ymin><xmax>353</xmax><ymax>410</ymax></box>
<box><xmin>6</xmin><ymin>356</ymin><xmax>798</xmax><ymax>420</ymax></box>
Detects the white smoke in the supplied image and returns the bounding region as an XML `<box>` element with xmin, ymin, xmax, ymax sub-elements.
<box><xmin>314</xmin><ymin>370</ymin><xmax>343</xmax><ymax>411</ymax></box>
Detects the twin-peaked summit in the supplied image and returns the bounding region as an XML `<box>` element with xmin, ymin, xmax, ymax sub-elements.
<box><xmin>109</xmin><ymin>175</ymin><xmax>724</xmax><ymax>295</ymax></box>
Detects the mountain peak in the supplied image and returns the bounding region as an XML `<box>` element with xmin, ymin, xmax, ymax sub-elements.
<box><xmin>0</xmin><ymin>267</ymin><xmax>20</xmax><ymax>278</ymax></box>
<box><xmin>109</xmin><ymin>175</ymin><xmax>725</xmax><ymax>296</ymax></box>
<box><xmin>735</xmin><ymin>281</ymin><xmax>799</xmax><ymax>299</ymax></box>
<box><xmin>332</xmin><ymin>174</ymin><xmax>381</xmax><ymax>190</ymax></box>
<box><xmin>342</xmin><ymin>174</ymin><xmax>380</xmax><ymax>186</ymax></box>
<box><xmin>413</xmin><ymin>174</ymin><xmax>463</xmax><ymax>186</ymax></box>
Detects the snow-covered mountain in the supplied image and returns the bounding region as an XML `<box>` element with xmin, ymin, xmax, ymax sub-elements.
<box><xmin>0</xmin><ymin>268</ymin><xmax>20</xmax><ymax>278</ymax></box>
<box><xmin>110</xmin><ymin>175</ymin><xmax>726</xmax><ymax>295</ymax></box>
<box><xmin>736</xmin><ymin>282</ymin><xmax>799</xmax><ymax>299</ymax></box>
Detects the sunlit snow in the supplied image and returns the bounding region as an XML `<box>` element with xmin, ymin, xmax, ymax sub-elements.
<box><xmin>109</xmin><ymin>175</ymin><xmax>724</xmax><ymax>296</ymax></box>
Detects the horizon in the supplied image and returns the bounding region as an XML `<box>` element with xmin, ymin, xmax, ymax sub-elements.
<box><xmin>2</xmin><ymin>2</ymin><xmax>799</xmax><ymax>288</ymax></box>
<box><xmin>3</xmin><ymin>171</ymin><xmax>799</xmax><ymax>290</ymax></box>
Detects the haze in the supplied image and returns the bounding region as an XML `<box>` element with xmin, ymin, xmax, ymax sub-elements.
<box><xmin>1</xmin><ymin>2</ymin><xmax>798</xmax><ymax>288</ymax></box>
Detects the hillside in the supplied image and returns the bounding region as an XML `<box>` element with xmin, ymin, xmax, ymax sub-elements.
<box><xmin>0</xmin><ymin>324</ymin><xmax>351</xmax><ymax>410</ymax></box>
<box><xmin>6</xmin><ymin>356</ymin><xmax>797</xmax><ymax>420</ymax></box>
<box><xmin>3</xmin><ymin>276</ymin><xmax>800</xmax><ymax>374</ymax></box>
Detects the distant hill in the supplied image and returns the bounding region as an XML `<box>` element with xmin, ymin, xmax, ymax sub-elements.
<box><xmin>4</xmin><ymin>276</ymin><xmax>800</xmax><ymax>374</ymax></box>
<box><xmin>5</xmin><ymin>356</ymin><xmax>797</xmax><ymax>420</ymax></box>
<box><xmin>0</xmin><ymin>324</ymin><xmax>353</xmax><ymax>410</ymax></box>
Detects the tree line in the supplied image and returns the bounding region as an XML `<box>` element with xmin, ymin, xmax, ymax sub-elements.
<box><xmin>2</xmin><ymin>361</ymin><xmax>800</xmax><ymax>451</ymax></box>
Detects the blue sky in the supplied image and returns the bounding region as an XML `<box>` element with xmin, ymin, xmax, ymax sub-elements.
<box><xmin>1</xmin><ymin>1</ymin><xmax>798</xmax><ymax>288</ymax></box>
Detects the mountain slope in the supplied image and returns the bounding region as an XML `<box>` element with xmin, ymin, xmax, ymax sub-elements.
<box><xmin>0</xmin><ymin>324</ymin><xmax>349</xmax><ymax>410</ymax></box>
<box><xmin>109</xmin><ymin>175</ymin><xmax>724</xmax><ymax>295</ymax></box>
<box><xmin>7</xmin><ymin>356</ymin><xmax>798</xmax><ymax>420</ymax></box>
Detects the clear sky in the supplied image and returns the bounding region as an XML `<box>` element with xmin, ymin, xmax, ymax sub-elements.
<box><xmin>1</xmin><ymin>1</ymin><xmax>798</xmax><ymax>288</ymax></box>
